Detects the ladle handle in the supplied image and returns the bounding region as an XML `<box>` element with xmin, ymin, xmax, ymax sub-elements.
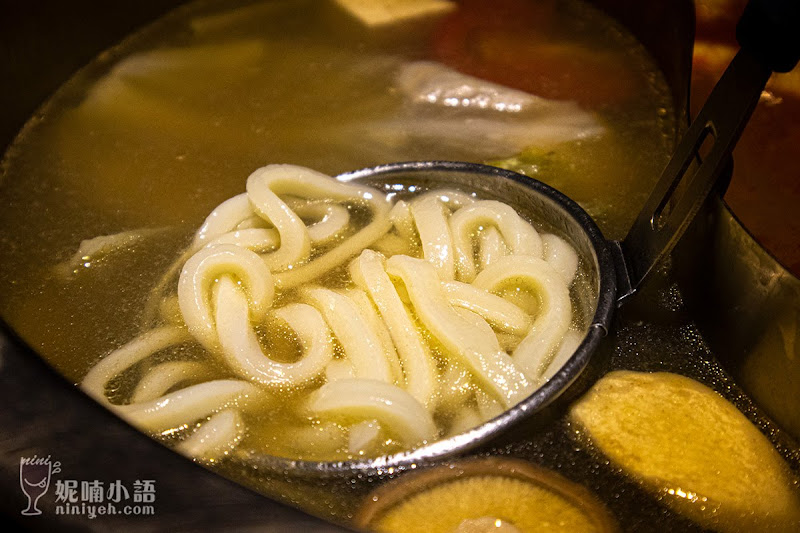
<box><xmin>738</xmin><ymin>0</ymin><xmax>800</xmax><ymax>73</ymax></box>
<box><xmin>615</xmin><ymin>0</ymin><xmax>800</xmax><ymax>303</ymax></box>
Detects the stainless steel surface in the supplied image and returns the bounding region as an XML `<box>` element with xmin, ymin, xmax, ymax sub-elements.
<box><xmin>677</xmin><ymin>198</ymin><xmax>800</xmax><ymax>441</ymax></box>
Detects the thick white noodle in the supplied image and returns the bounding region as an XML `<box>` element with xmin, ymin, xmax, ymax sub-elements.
<box><xmin>347</xmin><ymin>288</ymin><xmax>404</xmax><ymax>383</ymax></box>
<box><xmin>437</xmin><ymin>360</ymin><xmax>473</xmax><ymax>411</ymax></box>
<box><xmin>148</xmin><ymin>167</ymin><xmax>383</xmax><ymax>328</ymax></box>
<box><xmin>178</xmin><ymin>244</ymin><xmax>274</xmax><ymax>351</ymax></box>
<box><xmin>245</xmin><ymin>166</ymin><xmax>313</xmax><ymax>269</ymax></box>
<box><xmin>388</xmin><ymin>200</ymin><xmax>416</xmax><ymax>241</ymax></box>
<box><xmin>235</xmin><ymin>215</ymin><xmax>268</xmax><ymax>230</ymax></box>
<box><xmin>442</xmin><ymin>280</ymin><xmax>531</xmax><ymax>335</ymax></box>
<box><xmin>450</xmin><ymin>200</ymin><xmax>543</xmax><ymax>282</ymax></box>
<box><xmin>473</xmin><ymin>255</ymin><xmax>572</xmax><ymax>381</ymax></box>
<box><xmin>115</xmin><ymin>379</ymin><xmax>260</xmax><ymax>433</ymax></box>
<box><xmin>308</xmin><ymin>379</ymin><xmax>437</xmax><ymax>445</ymax></box>
<box><xmin>281</xmin><ymin>422</ymin><xmax>348</xmax><ymax>456</ymax></box>
<box><xmin>143</xmin><ymin>194</ymin><xmax>255</xmax><ymax>327</ymax></box>
<box><xmin>82</xmin><ymin>326</ymin><xmax>190</xmax><ymax>402</ymax></box>
<box><xmin>215</xmin><ymin>277</ymin><xmax>333</xmax><ymax>386</ymax></box>
<box><xmin>131</xmin><ymin>361</ymin><xmax>210</xmax><ymax>403</ymax></box>
<box><xmin>247</xmin><ymin>164</ymin><xmax>391</xmax><ymax>284</ymax></box>
<box><xmin>386</xmin><ymin>255</ymin><xmax>534</xmax><ymax>408</ymax></box>
<box><xmin>541</xmin><ymin>330</ymin><xmax>584</xmax><ymax>383</ymax></box>
<box><xmin>325</xmin><ymin>359</ymin><xmax>356</xmax><ymax>382</ymax></box>
<box><xmin>349</xmin><ymin>250</ymin><xmax>437</xmax><ymax>408</ymax></box>
<box><xmin>196</xmin><ymin>198</ymin><xmax>349</xmax><ymax>252</ymax></box>
<box><xmin>448</xmin><ymin>406</ymin><xmax>483</xmax><ymax>436</ymax></box>
<box><xmin>475</xmin><ymin>388</ymin><xmax>504</xmax><ymax>421</ymax></box>
<box><xmin>303</xmin><ymin>287</ymin><xmax>394</xmax><ymax>384</ymax></box>
<box><xmin>206</xmin><ymin>228</ymin><xmax>279</xmax><ymax>252</ymax></box>
<box><xmin>410</xmin><ymin>195</ymin><xmax>455</xmax><ymax>280</ymax></box>
<box><xmin>191</xmin><ymin>193</ymin><xmax>254</xmax><ymax>251</ymax></box>
<box><xmin>288</xmin><ymin>200</ymin><xmax>350</xmax><ymax>244</ymax></box>
<box><xmin>451</xmin><ymin>307</ymin><xmax>523</xmax><ymax>417</ymax></box>
<box><xmin>371</xmin><ymin>233</ymin><xmax>415</xmax><ymax>257</ymax></box>
<box><xmin>176</xmin><ymin>408</ymin><xmax>244</xmax><ymax>462</ymax></box>
<box><xmin>417</xmin><ymin>189</ymin><xmax>475</xmax><ymax>210</ymax></box>
<box><xmin>541</xmin><ymin>233</ymin><xmax>579</xmax><ymax>285</ymax></box>
<box><xmin>478</xmin><ymin>226</ymin><xmax>509</xmax><ymax>271</ymax></box>
<box><xmin>54</xmin><ymin>227</ymin><xmax>167</xmax><ymax>279</ymax></box>
<box><xmin>82</xmin><ymin>326</ymin><xmax>259</xmax><ymax>453</ymax></box>
<box><xmin>274</xmin><ymin>207</ymin><xmax>392</xmax><ymax>290</ymax></box>
<box><xmin>348</xmin><ymin>419</ymin><xmax>382</xmax><ymax>455</ymax></box>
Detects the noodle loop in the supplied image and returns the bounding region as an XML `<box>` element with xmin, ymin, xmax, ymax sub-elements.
<box><xmin>450</xmin><ymin>200</ymin><xmax>543</xmax><ymax>282</ymax></box>
<box><xmin>215</xmin><ymin>277</ymin><xmax>334</xmax><ymax>386</ymax></box>
<box><xmin>178</xmin><ymin>244</ymin><xmax>274</xmax><ymax>351</ymax></box>
<box><xmin>308</xmin><ymin>379</ymin><xmax>437</xmax><ymax>445</ymax></box>
<box><xmin>473</xmin><ymin>256</ymin><xmax>572</xmax><ymax>381</ymax></box>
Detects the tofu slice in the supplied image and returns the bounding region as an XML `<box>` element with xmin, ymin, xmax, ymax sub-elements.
<box><xmin>333</xmin><ymin>0</ymin><xmax>456</xmax><ymax>28</ymax></box>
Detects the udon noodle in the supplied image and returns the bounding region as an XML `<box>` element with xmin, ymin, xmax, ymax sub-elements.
<box><xmin>80</xmin><ymin>164</ymin><xmax>580</xmax><ymax>463</ymax></box>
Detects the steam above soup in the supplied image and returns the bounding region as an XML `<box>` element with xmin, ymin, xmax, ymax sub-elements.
<box><xmin>80</xmin><ymin>164</ymin><xmax>582</xmax><ymax>462</ymax></box>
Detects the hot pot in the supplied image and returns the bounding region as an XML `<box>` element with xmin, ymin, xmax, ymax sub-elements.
<box><xmin>1</xmin><ymin>0</ymin><xmax>797</xmax><ymax>530</ymax></box>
